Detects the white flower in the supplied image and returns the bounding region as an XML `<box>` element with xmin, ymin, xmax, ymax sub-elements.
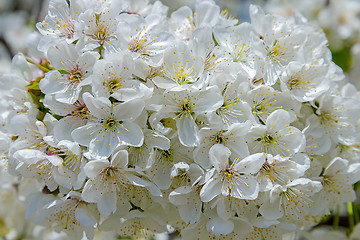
<box><xmin>43</xmin><ymin>94</ymin><xmax>90</xmax><ymax>141</ymax></box>
<box><xmin>146</xmin><ymin>137</ymin><xmax>193</xmax><ymax>189</ymax></box>
<box><xmin>36</xmin><ymin>0</ymin><xmax>85</xmax><ymax>51</ymax></box>
<box><xmin>76</xmin><ymin>3</ymin><xmax>123</xmax><ymax>53</ymax></box>
<box><xmin>152</xmin><ymin>43</ymin><xmax>205</xmax><ymax>89</ymax></box>
<box><xmin>90</xmin><ymin>52</ymin><xmax>152</xmax><ymax>101</ymax></box>
<box><xmin>39</xmin><ymin>43</ymin><xmax>98</xmax><ymax>104</ymax></box>
<box><xmin>194</xmin><ymin>121</ymin><xmax>251</xmax><ymax>169</ymax></box>
<box><xmin>257</xmin><ymin>154</ymin><xmax>310</xmax><ymax>192</ymax></box>
<box><xmin>34</xmin><ymin>191</ymin><xmax>99</xmax><ymax>240</ymax></box>
<box><xmin>280</xmin><ymin>62</ymin><xmax>330</xmax><ymax>102</ymax></box>
<box><xmin>81</xmin><ymin>150</ymin><xmax>161</xmax><ymax>215</ymax></box>
<box><xmin>307</xmin><ymin>93</ymin><xmax>360</xmax><ymax>146</ymax></box>
<box><xmin>148</xmin><ymin>86</ymin><xmax>223</xmax><ymax>147</ymax></box>
<box><xmin>117</xmin><ymin>13</ymin><xmax>174</xmax><ymax>67</ymax></box>
<box><xmin>72</xmin><ymin>92</ymin><xmax>144</xmax><ymax>157</ymax></box>
<box><xmin>214</xmin><ymin>22</ymin><xmax>260</xmax><ymax>78</ymax></box>
<box><xmin>51</xmin><ymin>140</ymin><xmax>86</xmax><ymax>190</ymax></box>
<box><xmin>126</xmin><ymin>129</ymin><xmax>170</xmax><ymax>171</ymax></box>
<box><xmin>259</xmin><ymin>178</ymin><xmax>322</xmax><ymax>221</ymax></box>
<box><xmin>208</xmin><ymin>75</ymin><xmax>255</xmax><ymax>127</ymax></box>
<box><xmin>190</xmin><ymin>27</ymin><xmax>226</xmax><ymax>76</ymax></box>
<box><xmin>169</xmin><ymin>0</ymin><xmax>220</xmax><ymax>41</ymax></box>
<box><xmin>246</xmin><ymin>85</ymin><xmax>300</xmax><ymax>124</ymax></box>
<box><xmin>11</xmin><ymin>115</ymin><xmax>60</xmax><ymax>191</ymax></box>
<box><xmin>250</xmin><ymin>5</ymin><xmax>307</xmax><ymax>85</ymax></box>
<box><xmin>312</xmin><ymin>157</ymin><xmax>360</xmax><ymax>215</ymax></box>
<box><xmin>168</xmin><ymin>162</ymin><xmax>207</xmax><ymax>225</ymax></box>
<box><xmin>200</xmin><ymin>145</ymin><xmax>265</xmax><ymax>202</ymax></box>
<box><xmin>247</xmin><ymin>109</ymin><xmax>305</xmax><ymax>157</ymax></box>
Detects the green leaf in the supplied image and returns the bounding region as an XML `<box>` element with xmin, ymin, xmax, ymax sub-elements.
<box><xmin>58</xmin><ymin>69</ymin><xmax>70</xmax><ymax>75</ymax></box>
<box><xmin>330</xmin><ymin>45</ymin><xmax>352</xmax><ymax>73</ymax></box>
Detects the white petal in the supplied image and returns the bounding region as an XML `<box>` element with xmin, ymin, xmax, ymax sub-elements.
<box><xmin>176</xmin><ymin>113</ymin><xmax>199</xmax><ymax>147</ymax></box>
<box><xmin>200</xmin><ymin>178</ymin><xmax>222</xmax><ymax>202</ymax></box>
<box><xmin>82</xmin><ymin>179</ymin><xmax>101</xmax><ymax>203</ymax></box>
<box><xmin>178</xmin><ymin>201</ymin><xmax>201</xmax><ymax>225</ymax></box>
<box><xmin>114</xmin><ymin>99</ymin><xmax>145</xmax><ymax>121</ymax></box>
<box><xmin>117</xmin><ymin>121</ymin><xmax>144</xmax><ymax>147</ymax></box>
<box><xmin>83</xmin><ymin>92</ymin><xmax>111</xmax><ymax>118</ymax></box>
<box><xmin>234</xmin><ymin>153</ymin><xmax>265</xmax><ymax>174</ymax></box>
<box><xmin>98</xmin><ymin>191</ymin><xmax>117</xmax><ymax>216</ymax></box>
<box><xmin>84</xmin><ymin>159</ymin><xmax>109</xmax><ymax>179</ymax></box>
<box><xmin>209</xmin><ymin>144</ymin><xmax>230</xmax><ymax>172</ymax></box>
<box><xmin>13</xmin><ymin>149</ymin><xmax>45</xmax><ymax>164</ymax></box>
<box><xmin>169</xmin><ymin>186</ymin><xmax>194</xmax><ymax>205</ymax></box>
<box><xmin>206</xmin><ymin>218</ymin><xmax>234</xmax><ymax>236</ymax></box>
<box><xmin>259</xmin><ymin>195</ymin><xmax>283</xmax><ymax>220</ymax></box>
<box><xmin>75</xmin><ymin>206</ymin><xmax>97</xmax><ymax>227</ymax></box>
<box><xmin>111</xmin><ymin>150</ymin><xmax>128</xmax><ymax>169</ymax></box>
<box><xmin>231</xmin><ymin>176</ymin><xmax>259</xmax><ymax>200</ymax></box>
<box><xmin>266</xmin><ymin>109</ymin><xmax>295</xmax><ymax>129</ymax></box>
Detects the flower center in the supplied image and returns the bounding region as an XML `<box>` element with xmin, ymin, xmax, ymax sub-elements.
<box><xmin>266</xmin><ymin>40</ymin><xmax>284</xmax><ymax>62</ymax></box>
<box><xmin>210</xmin><ymin>132</ymin><xmax>227</xmax><ymax>144</ymax></box>
<box><xmin>129</xmin><ymin>36</ymin><xmax>149</xmax><ymax>53</ymax></box>
<box><xmin>175</xmin><ymin>69</ymin><xmax>191</xmax><ymax>85</ymax></box>
<box><xmin>161</xmin><ymin>149</ymin><xmax>173</xmax><ymax>162</ymax></box>
<box><xmin>230</xmin><ymin>43</ymin><xmax>249</xmax><ymax>63</ymax></box>
<box><xmin>287</xmin><ymin>78</ymin><xmax>299</xmax><ymax>90</ymax></box>
<box><xmin>221</xmin><ymin>166</ymin><xmax>239</xmax><ymax>182</ymax></box>
<box><xmin>176</xmin><ymin>99</ymin><xmax>194</xmax><ymax>117</ymax></box>
<box><xmin>100</xmin><ymin>115</ymin><xmax>121</xmax><ymax>131</ymax></box>
<box><xmin>67</xmin><ymin>67</ymin><xmax>84</xmax><ymax>84</ymax></box>
<box><xmin>71</xmin><ymin>101</ymin><xmax>89</xmax><ymax>119</ymax></box>
<box><xmin>103</xmin><ymin>77</ymin><xmax>122</xmax><ymax>94</ymax></box>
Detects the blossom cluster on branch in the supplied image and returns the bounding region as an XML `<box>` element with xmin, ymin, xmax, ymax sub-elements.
<box><xmin>1</xmin><ymin>0</ymin><xmax>360</xmax><ymax>239</ymax></box>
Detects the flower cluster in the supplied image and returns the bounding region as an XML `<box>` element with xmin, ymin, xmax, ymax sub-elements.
<box><xmin>263</xmin><ymin>0</ymin><xmax>360</xmax><ymax>89</ymax></box>
<box><xmin>1</xmin><ymin>0</ymin><xmax>360</xmax><ymax>239</ymax></box>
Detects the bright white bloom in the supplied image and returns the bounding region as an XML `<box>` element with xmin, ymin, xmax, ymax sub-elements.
<box><xmin>307</xmin><ymin>93</ymin><xmax>360</xmax><ymax>145</ymax></box>
<box><xmin>313</xmin><ymin>157</ymin><xmax>360</xmax><ymax>215</ymax></box>
<box><xmin>209</xmin><ymin>75</ymin><xmax>255</xmax><ymax>127</ymax></box>
<box><xmin>259</xmin><ymin>178</ymin><xmax>322</xmax><ymax>221</ymax></box>
<box><xmin>126</xmin><ymin>129</ymin><xmax>170</xmax><ymax>171</ymax></box>
<box><xmin>280</xmin><ymin>62</ymin><xmax>330</xmax><ymax>102</ymax></box>
<box><xmin>76</xmin><ymin>2</ymin><xmax>124</xmax><ymax>53</ymax></box>
<box><xmin>247</xmin><ymin>109</ymin><xmax>305</xmax><ymax>156</ymax></box>
<box><xmin>90</xmin><ymin>52</ymin><xmax>152</xmax><ymax>101</ymax></box>
<box><xmin>11</xmin><ymin>115</ymin><xmax>59</xmax><ymax>191</ymax></box>
<box><xmin>214</xmin><ymin>22</ymin><xmax>260</xmax><ymax>78</ymax></box>
<box><xmin>152</xmin><ymin>43</ymin><xmax>205</xmax><ymax>89</ymax></box>
<box><xmin>168</xmin><ymin>162</ymin><xmax>207</xmax><ymax>225</ymax></box>
<box><xmin>148</xmin><ymin>86</ymin><xmax>223</xmax><ymax>147</ymax></box>
<box><xmin>246</xmin><ymin>85</ymin><xmax>300</xmax><ymax>124</ymax></box>
<box><xmin>250</xmin><ymin>5</ymin><xmax>307</xmax><ymax>85</ymax></box>
<box><xmin>43</xmin><ymin>95</ymin><xmax>90</xmax><ymax>141</ymax></box>
<box><xmin>200</xmin><ymin>145</ymin><xmax>265</xmax><ymax>202</ymax></box>
<box><xmin>169</xmin><ymin>0</ymin><xmax>220</xmax><ymax>41</ymax></box>
<box><xmin>194</xmin><ymin>121</ymin><xmax>251</xmax><ymax>169</ymax></box>
<box><xmin>82</xmin><ymin>150</ymin><xmax>161</xmax><ymax>215</ymax></box>
<box><xmin>146</xmin><ymin>137</ymin><xmax>192</xmax><ymax>189</ymax></box>
<box><xmin>39</xmin><ymin>43</ymin><xmax>98</xmax><ymax>104</ymax></box>
<box><xmin>34</xmin><ymin>191</ymin><xmax>99</xmax><ymax>239</ymax></box>
<box><xmin>257</xmin><ymin>153</ymin><xmax>310</xmax><ymax>191</ymax></box>
<box><xmin>72</xmin><ymin>93</ymin><xmax>144</xmax><ymax>157</ymax></box>
<box><xmin>36</xmin><ymin>0</ymin><xmax>85</xmax><ymax>51</ymax></box>
<box><xmin>117</xmin><ymin>13</ymin><xmax>174</xmax><ymax>67</ymax></box>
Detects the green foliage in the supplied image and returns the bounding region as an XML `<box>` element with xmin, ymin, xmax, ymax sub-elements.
<box><xmin>330</xmin><ymin>45</ymin><xmax>352</xmax><ymax>73</ymax></box>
